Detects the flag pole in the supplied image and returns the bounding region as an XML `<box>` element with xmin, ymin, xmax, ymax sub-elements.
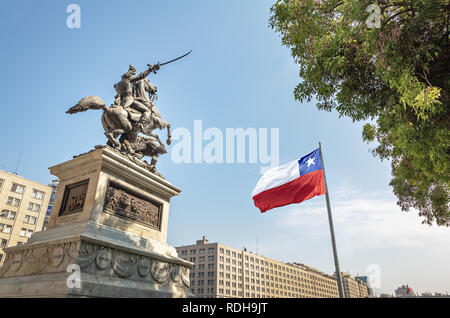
<box><xmin>319</xmin><ymin>142</ymin><xmax>345</xmax><ymax>298</ymax></box>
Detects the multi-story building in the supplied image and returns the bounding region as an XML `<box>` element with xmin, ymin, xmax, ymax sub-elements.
<box><xmin>341</xmin><ymin>272</ymin><xmax>365</xmax><ymax>298</ymax></box>
<box><xmin>355</xmin><ymin>275</ymin><xmax>373</xmax><ymax>297</ymax></box>
<box><xmin>395</xmin><ymin>285</ymin><xmax>414</xmax><ymax>297</ymax></box>
<box><xmin>176</xmin><ymin>236</ymin><xmax>339</xmax><ymax>298</ymax></box>
<box><xmin>356</xmin><ymin>278</ymin><xmax>369</xmax><ymax>298</ymax></box>
<box><xmin>42</xmin><ymin>179</ymin><xmax>59</xmax><ymax>230</ymax></box>
<box><xmin>0</xmin><ymin>170</ymin><xmax>51</xmax><ymax>266</ymax></box>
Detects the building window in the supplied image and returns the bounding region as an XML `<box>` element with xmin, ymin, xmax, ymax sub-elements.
<box><xmin>1</xmin><ymin>210</ymin><xmax>16</xmax><ymax>220</ymax></box>
<box><xmin>24</xmin><ymin>215</ymin><xmax>37</xmax><ymax>225</ymax></box>
<box><xmin>1</xmin><ymin>239</ymin><xmax>7</xmax><ymax>247</ymax></box>
<box><xmin>0</xmin><ymin>179</ymin><xmax>4</xmax><ymax>190</ymax></box>
<box><xmin>28</xmin><ymin>203</ymin><xmax>41</xmax><ymax>212</ymax></box>
<box><xmin>19</xmin><ymin>228</ymin><xmax>33</xmax><ymax>238</ymax></box>
<box><xmin>31</xmin><ymin>189</ymin><xmax>45</xmax><ymax>200</ymax></box>
<box><xmin>6</xmin><ymin>196</ymin><xmax>20</xmax><ymax>207</ymax></box>
<box><xmin>11</xmin><ymin>183</ymin><xmax>25</xmax><ymax>194</ymax></box>
<box><xmin>0</xmin><ymin>254</ymin><xmax>3</xmax><ymax>262</ymax></box>
<box><xmin>1</xmin><ymin>224</ymin><xmax>12</xmax><ymax>234</ymax></box>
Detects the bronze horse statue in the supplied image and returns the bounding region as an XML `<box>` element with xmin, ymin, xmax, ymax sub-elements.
<box><xmin>66</xmin><ymin>95</ymin><xmax>171</xmax><ymax>150</ymax></box>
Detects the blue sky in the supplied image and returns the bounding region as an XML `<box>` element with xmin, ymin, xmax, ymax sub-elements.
<box><xmin>0</xmin><ymin>0</ymin><xmax>448</xmax><ymax>295</ymax></box>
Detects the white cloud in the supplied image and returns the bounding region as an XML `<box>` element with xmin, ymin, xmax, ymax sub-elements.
<box><xmin>271</xmin><ymin>186</ymin><xmax>450</xmax><ymax>294</ymax></box>
<box><xmin>277</xmin><ymin>186</ymin><xmax>450</xmax><ymax>251</ymax></box>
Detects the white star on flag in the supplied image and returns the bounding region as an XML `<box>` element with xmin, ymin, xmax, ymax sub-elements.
<box><xmin>306</xmin><ymin>157</ymin><xmax>315</xmax><ymax>167</ymax></box>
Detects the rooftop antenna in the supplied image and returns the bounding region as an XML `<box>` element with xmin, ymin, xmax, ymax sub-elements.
<box><xmin>13</xmin><ymin>153</ymin><xmax>22</xmax><ymax>175</ymax></box>
<box><xmin>256</xmin><ymin>236</ymin><xmax>259</xmax><ymax>254</ymax></box>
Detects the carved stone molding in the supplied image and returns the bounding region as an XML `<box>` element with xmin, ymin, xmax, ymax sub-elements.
<box><xmin>180</xmin><ymin>266</ymin><xmax>190</xmax><ymax>288</ymax></box>
<box><xmin>95</xmin><ymin>249</ymin><xmax>112</xmax><ymax>270</ymax></box>
<box><xmin>150</xmin><ymin>260</ymin><xmax>170</xmax><ymax>283</ymax></box>
<box><xmin>111</xmin><ymin>252</ymin><xmax>137</xmax><ymax>278</ymax></box>
<box><xmin>0</xmin><ymin>241</ymin><xmax>80</xmax><ymax>278</ymax></box>
<box><xmin>0</xmin><ymin>240</ymin><xmax>190</xmax><ymax>290</ymax></box>
<box><xmin>137</xmin><ymin>257</ymin><xmax>151</xmax><ymax>277</ymax></box>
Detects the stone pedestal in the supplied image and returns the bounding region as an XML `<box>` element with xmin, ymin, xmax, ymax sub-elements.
<box><xmin>0</xmin><ymin>146</ymin><xmax>193</xmax><ymax>297</ymax></box>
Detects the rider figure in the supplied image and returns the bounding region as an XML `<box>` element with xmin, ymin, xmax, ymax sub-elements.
<box><xmin>114</xmin><ymin>64</ymin><xmax>160</xmax><ymax>123</ymax></box>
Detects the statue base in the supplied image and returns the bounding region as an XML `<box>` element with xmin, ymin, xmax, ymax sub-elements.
<box><xmin>0</xmin><ymin>146</ymin><xmax>193</xmax><ymax>298</ymax></box>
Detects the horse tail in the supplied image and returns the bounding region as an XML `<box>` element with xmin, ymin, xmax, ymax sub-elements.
<box><xmin>66</xmin><ymin>95</ymin><xmax>107</xmax><ymax>114</ymax></box>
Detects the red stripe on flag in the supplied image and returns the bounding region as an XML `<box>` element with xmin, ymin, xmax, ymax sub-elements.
<box><xmin>252</xmin><ymin>170</ymin><xmax>326</xmax><ymax>213</ymax></box>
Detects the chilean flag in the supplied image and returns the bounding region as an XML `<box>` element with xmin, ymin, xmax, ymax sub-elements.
<box><xmin>252</xmin><ymin>148</ymin><xmax>326</xmax><ymax>213</ymax></box>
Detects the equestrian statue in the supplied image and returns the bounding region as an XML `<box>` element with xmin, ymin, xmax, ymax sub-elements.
<box><xmin>66</xmin><ymin>51</ymin><xmax>191</xmax><ymax>178</ymax></box>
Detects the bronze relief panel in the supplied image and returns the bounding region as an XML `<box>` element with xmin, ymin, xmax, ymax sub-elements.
<box><xmin>103</xmin><ymin>181</ymin><xmax>162</xmax><ymax>231</ymax></box>
<box><xmin>59</xmin><ymin>179</ymin><xmax>89</xmax><ymax>216</ymax></box>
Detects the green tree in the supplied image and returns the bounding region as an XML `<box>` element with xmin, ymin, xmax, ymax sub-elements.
<box><xmin>270</xmin><ymin>0</ymin><xmax>449</xmax><ymax>225</ymax></box>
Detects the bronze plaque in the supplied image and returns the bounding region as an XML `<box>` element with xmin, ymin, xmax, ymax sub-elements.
<box><xmin>59</xmin><ymin>179</ymin><xmax>89</xmax><ymax>216</ymax></box>
<box><xmin>103</xmin><ymin>182</ymin><xmax>162</xmax><ymax>230</ymax></box>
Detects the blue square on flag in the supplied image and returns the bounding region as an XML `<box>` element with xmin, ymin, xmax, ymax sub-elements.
<box><xmin>298</xmin><ymin>148</ymin><xmax>322</xmax><ymax>176</ymax></box>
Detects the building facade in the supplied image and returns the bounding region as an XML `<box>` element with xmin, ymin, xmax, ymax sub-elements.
<box><xmin>395</xmin><ymin>285</ymin><xmax>414</xmax><ymax>297</ymax></box>
<box><xmin>357</xmin><ymin>278</ymin><xmax>369</xmax><ymax>298</ymax></box>
<box><xmin>341</xmin><ymin>272</ymin><xmax>369</xmax><ymax>298</ymax></box>
<box><xmin>176</xmin><ymin>237</ymin><xmax>339</xmax><ymax>298</ymax></box>
<box><xmin>355</xmin><ymin>275</ymin><xmax>374</xmax><ymax>297</ymax></box>
<box><xmin>0</xmin><ymin>170</ymin><xmax>51</xmax><ymax>266</ymax></box>
<box><xmin>42</xmin><ymin>179</ymin><xmax>59</xmax><ymax>230</ymax></box>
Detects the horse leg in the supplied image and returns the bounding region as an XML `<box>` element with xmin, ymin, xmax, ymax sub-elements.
<box><xmin>166</xmin><ymin>123</ymin><xmax>171</xmax><ymax>145</ymax></box>
<box><xmin>105</xmin><ymin>128</ymin><xmax>127</xmax><ymax>148</ymax></box>
<box><xmin>105</xmin><ymin>131</ymin><xmax>120</xmax><ymax>148</ymax></box>
<box><xmin>149</xmin><ymin>155</ymin><xmax>157</xmax><ymax>172</ymax></box>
